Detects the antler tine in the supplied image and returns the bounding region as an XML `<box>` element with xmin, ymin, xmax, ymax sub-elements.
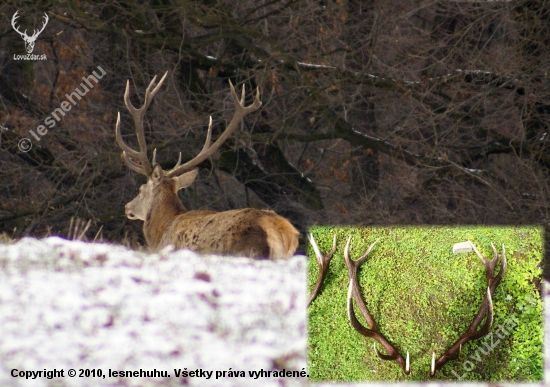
<box><xmin>490</xmin><ymin>243</ymin><xmax>507</xmax><ymax>290</ymax></box>
<box><xmin>151</xmin><ymin>148</ymin><xmax>182</xmax><ymax>170</ymax></box>
<box><xmin>344</xmin><ymin>236</ymin><xmax>410</xmax><ymax>375</ymax></box>
<box><xmin>164</xmin><ymin>116</ymin><xmax>210</xmax><ymax>177</ymax></box>
<box><xmin>307</xmin><ymin>234</ymin><xmax>337</xmax><ymax>306</ymax></box>
<box><xmin>430</xmin><ymin>242</ymin><xmax>505</xmax><ymax>377</ymax></box>
<box><xmin>201</xmin><ymin>116</ymin><xmax>214</xmax><ymax>154</ymax></box>
<box><xmin>165</xmin><ymin>81</ymin><xmax>262</xmax><ymax>178</ymax></box>
<box><xmin>470</xmin><ymin>241</ymin><xmax>507</xmax><ymax>293</ymax></box>
<box><xmin>124</xmin><ymin>72</ymin><xmax>169</xmax><ymax>115</ymax></box>
<box><xmin>116</xmin><ymin>72</ymin><xmax>168</xmax><ymax>176</ymax></box>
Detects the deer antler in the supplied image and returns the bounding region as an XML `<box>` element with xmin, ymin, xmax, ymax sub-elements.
<box><xmin>115</xmin><ymin>72</ymin><xmax>168</xmax><ymax>176</ymax></box>
<box><xmin>11</xmin><ymin>11</ymin><xmax>48</xmax><ymax>39</ymax></box>
<box><xmin>344</xmin><ymin>236</ymin><xmax>410</xmax><ymax>375</ymax></box>
<box><xmin>307</xmin><ymin>233</ymin><xmax>337</xmax><ymax>306</ymax></box>
<box><xmin>430</xmin><ymin>241</ymin><xmax>506</xmax><ymax>377</ymax></box>
<box><xmin>164</xmin><ymin>81</ymin><xmax>261</xmax><ymax>178</ymax></box>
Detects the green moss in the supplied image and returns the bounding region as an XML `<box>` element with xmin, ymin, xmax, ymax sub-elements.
<box><xmin>307</xmin><ymin>226</ymin><xmax>543</xmax><ymax>381</ymax></box>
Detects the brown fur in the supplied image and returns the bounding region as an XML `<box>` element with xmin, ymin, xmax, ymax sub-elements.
<box><xmin>143</xmin><ymin>177</ymin><xmax>299</xmax><ymax>259</ymax></box>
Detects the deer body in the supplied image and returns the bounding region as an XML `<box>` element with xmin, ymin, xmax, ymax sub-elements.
<box><xmin>157</xmin><ymin>208</ymin><xmax>298</xmax><ymax>259</ymax></box>
<box><xmin>117</xmin><ymin>72</ymin><xmax>299</xmax><ymax>259</ymax></box>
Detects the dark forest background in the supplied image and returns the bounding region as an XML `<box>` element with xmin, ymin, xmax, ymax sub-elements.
<box><xmin>0</xmin><ymin>0</ymin><xmax>548</xmax><ymax>279</ymax></box>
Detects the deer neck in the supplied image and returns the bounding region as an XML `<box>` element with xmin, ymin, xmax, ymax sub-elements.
<box><xmin>144</xmin><ymin>179</ymin><xmax>185</xmax><ymax>249</ymax></box>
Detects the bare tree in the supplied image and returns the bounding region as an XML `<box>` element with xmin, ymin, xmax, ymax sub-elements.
<box><xmin>0</xmin><ymin>0</ymin><xmax>547</xmax><ymax>279</ymax></box>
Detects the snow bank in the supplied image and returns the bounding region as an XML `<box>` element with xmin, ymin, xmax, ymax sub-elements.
<box><xmin>0</xmin><ymin>238</ymin><xmax>307</xmax><ymax>387</ymax></box>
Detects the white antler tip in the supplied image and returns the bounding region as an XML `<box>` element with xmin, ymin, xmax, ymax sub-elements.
<box><xmin>343</xmin><ymin>235</ymin><xmax>353</xmax><ymax>259</ymax></box>
<box><xmin>308</xmin><ymin>233</ymin><xmax>323</xmax><ymax>264</ymax></box>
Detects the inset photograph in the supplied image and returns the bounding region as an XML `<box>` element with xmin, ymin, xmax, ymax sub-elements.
<box><xmin>307</xmin><ymin>226</ymin><xmax>543</xmax><ymax>381</ymax></box>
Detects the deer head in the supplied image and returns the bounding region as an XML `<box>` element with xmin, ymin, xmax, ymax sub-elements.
<box><xmin>11</xmin><ymin>11</ymin><xmax>49</xmax><ymax>54</ymax></box>
<box><xmin>115</xmin><ymin>72</ymin><xmax>262</xmax><ymax>223</ymax></box>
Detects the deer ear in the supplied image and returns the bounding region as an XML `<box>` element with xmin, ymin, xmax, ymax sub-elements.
<box><xmin>173</xmin><ymin>169</ymin><xmax>199</xmax><ymax>191</ymax></box>
<box><xmin>151</xmin><ymin>164</ymin><xmax>164</xmax><ymax>184</ymax></box>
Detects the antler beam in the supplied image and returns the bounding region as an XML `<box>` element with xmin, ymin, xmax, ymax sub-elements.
<box><xmin>165</xmin><ymin>81</ymin><xmax>262</xmax><ymax>178</ymax></box>
<box><xmin>115</xmin><ymin>72</ymin><xmax>168</xmax><ymax>176</ymax></box>
<box><xmin>430</xmin><ymin>241</ymin><xmax>507</xmax><ymax>376</ymax></box>
<box><xmin>344</xmin><ymin>236</ymin><xmax>410</xmax><ymax>375</ymax></box>
<box><xmin>307</xmin><ymin>233</ymin><xmax>337</xmax><ymax>306</ymax></box>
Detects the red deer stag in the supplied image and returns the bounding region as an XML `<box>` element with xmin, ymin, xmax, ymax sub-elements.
<box><xmin>115</xmin><ymin>72</ymin><xmax>299</xmax><ymax>259</ymax></box>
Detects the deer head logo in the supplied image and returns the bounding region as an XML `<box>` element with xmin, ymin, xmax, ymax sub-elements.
<box><xmin>11</xmin><ymin>11</ymin><xmax>49</xmax><ymax>54</ymax></box>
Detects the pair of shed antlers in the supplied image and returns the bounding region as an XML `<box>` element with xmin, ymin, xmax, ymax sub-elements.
<box><xmin>308</xmin><ymin>235</ymin><xmax>507</xmax><ymax>376</ymax></box>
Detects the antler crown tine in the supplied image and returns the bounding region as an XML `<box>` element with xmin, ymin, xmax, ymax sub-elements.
<box><xmin>123</xmin><ymin>80</ymin><xmax>138</xmax><ymax>115</ymax></box>
<box><xmin>228</xmin><ymin>80</ymin><xmax>262</xmax><ymax>112</ymax></box>
<box><xmin>117</xmin><ymin>73</ymin><xmax>169</xmax><ymax>177</ymax></box>
<box><xmin>124</xmin><ymin>72</ymin><xmax>168</xmax><ymax>115</ymax></box>
<box><xmin>240</xmin><ymin>82</ymin><xmax>246</xmax><ymax>104</ymax></box>
<box><xmin>145</xmin><ymin>71</ymin><xmax>168</xmax><ymax>103</ymax></box>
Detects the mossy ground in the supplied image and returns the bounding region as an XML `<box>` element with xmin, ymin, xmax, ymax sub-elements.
<box><xmin>307</xmin><ymin>225</ymin><xmax>543</xmax><ymax>381</ymax></box>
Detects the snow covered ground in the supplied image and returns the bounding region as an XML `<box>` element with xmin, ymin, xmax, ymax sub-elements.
<box><xmin>0</xmin><ymin>238</ymin><xmax>307</xmax><ymax>387</ymax></box>
<box><xmin>0</xmin><ymin>237</ymin><xmax>547</xmax><ymax>387</ymax></box>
